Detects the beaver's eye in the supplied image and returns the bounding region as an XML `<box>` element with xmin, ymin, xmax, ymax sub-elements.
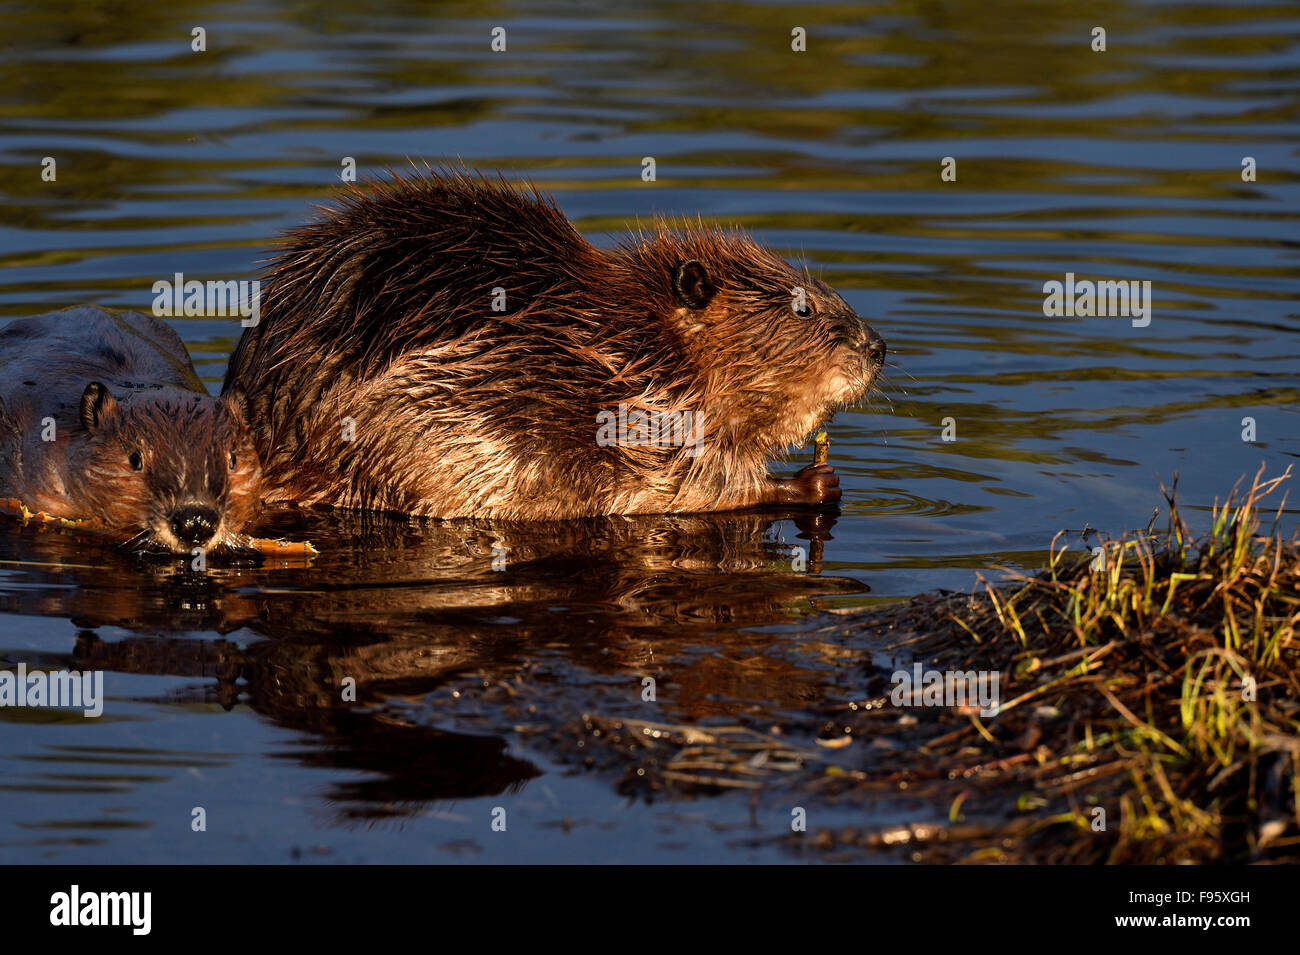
<box><xmin>228</xmin><ymin>451</ymin><xmax>237</xmax><ymax>471</ymax></box>
<box><xmin>794</xmin><ymin>302</ymin><xmax>814</xmax><ymax>318</ymax></box>
<box><xmin>128</xmin><ymin>450</ymin><xmax>143</xmax><ymax>472</ymax></box>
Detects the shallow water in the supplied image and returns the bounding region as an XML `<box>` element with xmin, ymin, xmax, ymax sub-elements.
<box><xmin>0</xmin><ymin>0</ymin><xmax>1297</xmax><ymax>863</ymax></box>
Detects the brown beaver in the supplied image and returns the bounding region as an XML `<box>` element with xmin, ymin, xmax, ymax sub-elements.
<box><xmin>0</xmin><ymin>307</ymin><xmax>263</xmax><ymax>554</ymax></box>
<box><xmin>223</xmin><ymin>169</ymin><xmax>885</xmax><ymax>520</ymax></box>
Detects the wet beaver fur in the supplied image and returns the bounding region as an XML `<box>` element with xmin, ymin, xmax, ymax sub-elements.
<box><xmin>0</xmin><ymin>307</ymin><xmax>262</xmax><ymax>554</ymax></box>
<box><xmin>223</xmin><ymin>169</ymin><xmax>885</xmax><ymax>520</ymax></box>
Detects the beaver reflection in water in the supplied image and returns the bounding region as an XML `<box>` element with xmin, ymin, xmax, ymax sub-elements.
<box><xmin>0</xmin><ymin>307</ymin><xmax>262</xmax><ymax>555</ymax></box>
<box><xmin>224</xmin><ymin>169</ymin><xmax>886</xmax><ymax>520</ymax></box>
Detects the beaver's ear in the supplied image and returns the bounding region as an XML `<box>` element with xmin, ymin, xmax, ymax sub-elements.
<box><xmin>223</xmin><ymin>385</ymin><xmax>249</xmax><ymax>423</ymax></box>
<box><xmin>673</xmin><ymin>259</ymin><xmax>717</xmax><ymax>310</ymax></box>
<box><xmin>79</xmin><ymin>382</ymin><xmax>117</xmax><ymax>432</ymax></box>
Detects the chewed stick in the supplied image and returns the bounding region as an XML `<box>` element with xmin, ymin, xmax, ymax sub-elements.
<box><xmin>247</xmin><ymin>537</ymin><xmax>318</xmax><ymax>557</ymax></box>
<box><xmin>813</xmin><ymin>429</ymin><xmax>830</xmax><ymax>466</ymax></box>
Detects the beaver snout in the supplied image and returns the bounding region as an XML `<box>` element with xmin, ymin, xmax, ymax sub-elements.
<box><xmin>841</xmin><ymin>316</ymin><xmax>886</xmax><ymax>371</ymax></box>
<box><xmin>168</xmin><ymin>505</ymin><xmax>220</xmax><ymax>547</ymax></box>
<box><xmin>863</xmin><ymin>327</ymin><xmax>887</xmax><ymax>368</ymax></box>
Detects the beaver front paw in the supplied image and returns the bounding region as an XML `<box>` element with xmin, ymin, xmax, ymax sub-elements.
<box><xmin>770</xmin><ymin>463</ymin><xmax>841</xmax><ymax>507</ymax></box>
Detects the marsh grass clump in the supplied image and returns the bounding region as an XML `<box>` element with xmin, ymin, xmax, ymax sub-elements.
<box><xmin>810</xmin><ymin>465</ymin><xmax>1300</xmax><ymax>863</ymax></box>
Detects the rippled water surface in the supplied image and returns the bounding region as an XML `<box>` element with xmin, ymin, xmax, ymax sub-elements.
<box><xmin>1</xmin><ymin>0</ymin><xmax>1298</xmax><ymax>862</ymax></box>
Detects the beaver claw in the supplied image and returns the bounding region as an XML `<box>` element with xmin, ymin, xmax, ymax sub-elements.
<box><xmin>770</xmin><ymin>463</ymin><xmax>841</xmax><ymax>507</ymax></box>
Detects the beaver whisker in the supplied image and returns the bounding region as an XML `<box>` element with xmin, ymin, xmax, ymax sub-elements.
<box><xmin>123</xmin><ymin>534</ymin><xmax>170</xmax><ymax>557</ymax></box>
<box><xmin>871</xmin><ymin>391</ymin><xmax>897</xmax><ymax>415</ymax></box>
<box><xmin>882</xmin><ymin>360</ymin><xmax>918</xmax><ymax>385</ymax></box>
<box><xmin>858</xmin><ymin>394</ymin><xmax>892</xmax><ymax>446</ymax></box>
<box><xmin>116</xmin><ymin>528</ymin><xmax>154</xmax><ymax>553</ymax></box>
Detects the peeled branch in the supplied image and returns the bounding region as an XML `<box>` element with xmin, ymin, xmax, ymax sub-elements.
<box><xmin>813</xmin><ymin>429</ymin><xmax>830</xmax><ymax>466</ymax></box>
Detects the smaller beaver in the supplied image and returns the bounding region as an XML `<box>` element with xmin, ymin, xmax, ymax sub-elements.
<box><xmin>225</xmin><ymin>169</ymin><xmax>886</xmax><ymax>520</ymax></box>
<box><xmin>0</xmin><ymin>307</ymin><xmax>263</xmax><ymax>555</ymax></box>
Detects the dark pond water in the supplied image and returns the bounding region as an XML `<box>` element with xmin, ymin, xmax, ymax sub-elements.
<box><xmin>1</xmin><ymin>0</ymin><xmax>1297</xmax><ymax>863</ymax></box>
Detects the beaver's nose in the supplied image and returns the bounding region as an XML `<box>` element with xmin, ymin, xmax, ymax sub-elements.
<box><xmin>169</xmin><ymin>506</ymin><xmax>219</xmax><ymax>546</ymax></box>
<box><xmin>863</xmin><ymin>327</ymin><xmax>887</xmax><ymax>367</ymax></box>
